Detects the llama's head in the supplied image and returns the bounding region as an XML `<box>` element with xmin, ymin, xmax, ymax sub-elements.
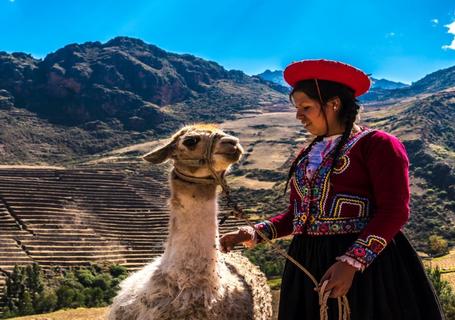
<box><xmin>142</xmin><ymin>124</ymin><xmax>244</xmax><ymax>178</ymax></box>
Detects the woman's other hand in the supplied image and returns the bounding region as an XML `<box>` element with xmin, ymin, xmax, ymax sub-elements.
<box><xmin>316</xmin><ymin>261</ymin><xmax>357</xmax><ymax>298</ymax></box>
<box><xmin>219</xmin><ymin>226</ymin><xmax>256</xmax><ymax>253</ymax></box>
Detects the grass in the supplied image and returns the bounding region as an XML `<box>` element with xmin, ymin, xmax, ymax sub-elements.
<box><xmin>429</xmin><ymin>143</ymin><xmax>455</xmax><ymax>162</ymax></box>
<box><xmin>5</xmin><ymin>292</ymin><xmax>282</xmax><ymax>320</ymax></box>
<box><xmin>423</xmin><ymin>250</ymin><xmax>455</xmax><ymax>289</ymax></box>
<box><xmin>7</xmin><ymin>307</ymin><xmax>108</xmax><ymax>320</ymax></box>
<box><xmin>428</xmin><ymin>250</ymin><xmax>455</xmax><ymax>270</ymax></box>
<box><xmin>267</xmin><ymin>277</ymin><xmax>282</xmax><ymax>290</ymax></box>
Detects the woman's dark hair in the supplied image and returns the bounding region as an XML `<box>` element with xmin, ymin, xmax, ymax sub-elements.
<box><xmin>284</xmin><ymin>79</ymin><xmax>361</xmax><ymax>194</ymax></box>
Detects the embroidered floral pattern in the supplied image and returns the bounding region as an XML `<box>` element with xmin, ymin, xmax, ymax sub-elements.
<box><xmin>292</xmin><ymin>199</ymin><xmax>307</xmax><ymax>234</ymax></box>
<box><xmin>305</xmin><ymin>217</ymin><xmax>370</xmax><ymax>235</ymax></box>
<box><xmin>344</xmin><ymin>235</ymin><xmax>387</xmax><ymax>267</ymax></box>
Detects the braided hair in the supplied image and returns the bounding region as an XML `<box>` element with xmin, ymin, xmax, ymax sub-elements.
<box><xmin>283</xmin><ymin>79</ymin><xmax>361</xmax><ymax>194</ymax></box>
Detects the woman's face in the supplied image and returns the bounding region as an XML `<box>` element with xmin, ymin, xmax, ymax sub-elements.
<box><xmin>292</xmin><ymin>91</ymin><xmax>340</xmax><ymax>136</ymax></box>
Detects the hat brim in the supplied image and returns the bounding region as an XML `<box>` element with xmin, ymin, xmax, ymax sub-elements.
<box><xmin>283</xmin><ymin>59</ymin><xmax>371</xmax><ymax>97</ymax></box>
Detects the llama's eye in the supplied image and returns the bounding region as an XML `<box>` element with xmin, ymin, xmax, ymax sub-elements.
<box><xmin>183</xmin><ymin>137</ymin><xmax>200</xmax><ymax>147</ymax></box>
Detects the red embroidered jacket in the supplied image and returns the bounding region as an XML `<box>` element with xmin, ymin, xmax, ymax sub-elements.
<box><xmin>255</xmin><ymin>127</ymin><xmax>410</xmax><ymax>269</ymax></box>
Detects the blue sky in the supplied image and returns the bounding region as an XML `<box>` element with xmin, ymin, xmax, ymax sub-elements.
<box><xmin>1</xmin><ymin>0</ymin><xmax>455</xmax><ymax>84</ymax></box>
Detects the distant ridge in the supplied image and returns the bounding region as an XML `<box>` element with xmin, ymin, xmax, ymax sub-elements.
<box><xmin>363</xmin><ymin>65</ymin><xmax>455</xmax><ymax>101</ymax></box>
<box><xmin>255</xmin><ymin>69</ymin><xmax>289</xmax><ymax>88</ymax></box>
<box><xmin>255</xmin><ymin>66</ymin><xmax>455</xmax><ymax>103</ymax></box>
<box><xmin>370</xmin><ymin>77</ymin><xmax>409</xmax><ymax>90</ymax></box>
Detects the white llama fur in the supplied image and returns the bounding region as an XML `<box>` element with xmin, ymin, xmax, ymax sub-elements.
<box><xmin>108</xmin><ymin>125</ymin><xmax>272</xmax><ymax>320</ymax></box>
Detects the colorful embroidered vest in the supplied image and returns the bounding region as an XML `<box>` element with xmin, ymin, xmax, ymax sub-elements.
<box><xmin>291</xmin><ymin>128</ymin><xmax>374</xmax><ymax>236</ymax></box>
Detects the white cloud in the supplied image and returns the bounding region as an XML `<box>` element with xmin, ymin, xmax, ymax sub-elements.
<box><xmin>431</xmin><ymin>19</ymin><xmax>439</xmax><ymax>26</ymax></box>
<box><xmin>442</xmin><ymin>21</ymin><xmax>455</xmax><ymax>50</ymax></box>
<box><xmin>446</xmin><ymin>21</ymin><xmax>455</xmax><ymax>34</ymax></box>
<box><xmin>442</xmin><ymin>39</ymin><xmax>455</xmax><ymax>50</ymax></box>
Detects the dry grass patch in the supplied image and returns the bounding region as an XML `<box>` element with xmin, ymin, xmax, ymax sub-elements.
<box><xmin>228</xmin><ymin>175</ymin><xmax>276</xmax><ymax>190</ymax></box>
<box><xmin>221</xmin><ymin>112</ymin><xmax>302</xmax><ymax>144</ymax></box>
<box><xmin>8</xmin><ymin>307</ymin><xmax>108</xmax><ymax>320</ymax></box>
<box><xmin>0</xmin><ymin>165</ymin><xmax>65</xmax><ymax>169</ymax></box>
<box><xmin>243</xmin><ymin>142</ymin><xmax>292</xmax><ymax>171</ymax></box>
<box><xmin>430</xmin><ymin>250</ymin><xmax>455</xmax><ymax>270</ymax></box>
<box><xmin>429</xmin><ymin>143</ymin><xmax>455</xmax><ymax>162</ymax></box>
<box><xmin>220</xmin><ymin>112</ymin><xmax>308</xmax><ymax>173</ymax></box>
<box><xmin>422</xmin><ymin>250</ymin><xmax>455</xmax><ymax>289</ymax></box>
<box><xmin>442</xmin><ymin>272</ymin><xmax>455</xmax><ymax>289</ymax></box>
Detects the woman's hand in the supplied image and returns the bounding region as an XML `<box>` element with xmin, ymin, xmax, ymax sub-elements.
<box><xmin>316</xmin><ymin>261</ymin><xmax>357</xmax><ymax>298</ymax></box>
<box><xmin>219</xmin><ymin>226</ymin><xmax>256</xmax><ymax>253</ymax></box>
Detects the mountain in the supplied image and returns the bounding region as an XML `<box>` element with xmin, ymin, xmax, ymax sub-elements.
<box><xmin>255</xmin><ymin>70</ymin><xmax>289</xmax><ymax>89</ymax></box>
<box><xmin>1</xmin><ymin>37</ymin><xmax>289</xmax><ymax>128</ymax></box>
<box><xmin>406</xmin><ymin>65</ymin><xmax>455</xmax><ymax>94</ymax></box>
<box><xmin>0</xmin><ymin>37</ymin><xmax>289</xmax><ymax>164</ymax></box>
<box><xmin>370</xmin><ymin>77</ymin><xmax>409</xmax><ymax>90</ymax></box>
<box><xmin>362</xmin><ymin>65</ymin><xmax>455</xmax><ymax>102</ymax></box>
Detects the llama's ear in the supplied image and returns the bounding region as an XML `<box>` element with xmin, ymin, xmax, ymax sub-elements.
<box><xmin>142</xmin><ymin>143</ymin><xmax>175</xmax><ymax>164</ymax></box>
<box><xmin>142</xmin><ymin>127</ymin><xmax>190</xmax><ymax>164</ymax></box>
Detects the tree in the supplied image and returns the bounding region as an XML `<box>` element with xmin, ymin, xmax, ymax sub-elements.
<box><xmin>427</xmin><ymin>267</ymin><xmax>455</xmax><ymax>319</ymax></box>
<box><xmin>25</xmin><ymin>263</ymin><xmax>44</xmax><ymax>305</ymax></box>
<box><xmin>18</xmin><ymin>290</ymin><xmax>34</xmax><ymax>315</ymax></box>
<box><xmin>3</xmin><ymin>265</ymin><xmax>26</xmax><ymax>314</ymax></box>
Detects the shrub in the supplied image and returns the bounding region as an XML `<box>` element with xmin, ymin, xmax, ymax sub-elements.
<box><xmin>0</xmin><ymin>263</ymin><xmax>129</xmax><ymax>319</ymax></box>
<box><xmin>109</xmin><ymin>264</ymin><xmax>128</xmax><ymax>278</ymax></box>
<box><xmin>35</xmin><ymin>289</ymin><xmax>58</xmax><ymax>313</ymax></box>
<box><xmin>76</xmin><ymin>269</ymin><xmax>96</xmax><ymax>287</ymax></box>
<box><xmin>427</xmin><ymin>267</ymin><xmax>455</xmax><ymax>319</ymax></box>
<box><xmin>428</xmin><ymin>235</ymin><xmax>449</xmax><ymax>257</ymax></box>
<box><xmin>243</xmin><ymin>239</ymin><xmax>289</xmax><ymax>279</ymax></box>
<box><xmin>56</xmin><ymin>285</ymin><xmax>84</xmax><ymax>308</ymax></box>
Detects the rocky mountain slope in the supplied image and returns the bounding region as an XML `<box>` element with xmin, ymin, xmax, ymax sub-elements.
<box><xmin>360</xmin><ymin>91</ymin><xmax>455</xmax><ymax>246</ymax></box>
<box><xmin>0</xmin><ymin>37</ymin><xmax>289</xmax><ymax>164</ymax></box>
<box><xmin>362</xmin><ymin>65</ymin><xmax>455</xmax><ymax>102</ymax></box>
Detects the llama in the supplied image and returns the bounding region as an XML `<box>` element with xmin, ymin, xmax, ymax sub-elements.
<box><xmin>108</xmin><ymin>124</ymin><xmax>272</xmax><ymax>320</ymax></box>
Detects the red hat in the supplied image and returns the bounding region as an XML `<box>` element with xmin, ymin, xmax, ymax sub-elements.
<box><xmin>283</xmin><ymin>59</ymin><xmax>371</xmax><ymax>97</ymax></box>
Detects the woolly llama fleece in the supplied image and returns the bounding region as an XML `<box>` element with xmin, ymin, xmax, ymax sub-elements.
<box><xmin>108</xmin><ymin>125</ymin><xmax>273</xmax><ymax>320</ymax></box>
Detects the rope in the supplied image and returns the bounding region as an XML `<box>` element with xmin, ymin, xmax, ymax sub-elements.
<box><xmin>219</xmin><ymin>186</ymin><xmax>351</xmax><ymax>320</ymax></box>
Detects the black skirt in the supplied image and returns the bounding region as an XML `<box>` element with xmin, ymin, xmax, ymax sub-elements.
<box><xmin>278</xmin><ymin>232</ymin><xmax>445</xmax><ymax>320</ymax></box>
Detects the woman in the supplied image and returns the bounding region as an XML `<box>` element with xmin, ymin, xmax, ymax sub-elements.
<box><xmin>220</xmin><ymin>59</ymin><xmax>445</xmax><ymax>319</ymax></box>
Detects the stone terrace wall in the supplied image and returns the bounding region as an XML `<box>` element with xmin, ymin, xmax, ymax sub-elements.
<box><xmin>0</xmin><ymin>164</ymin><xmax>244</xmax><ymax>299</ymax></box>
